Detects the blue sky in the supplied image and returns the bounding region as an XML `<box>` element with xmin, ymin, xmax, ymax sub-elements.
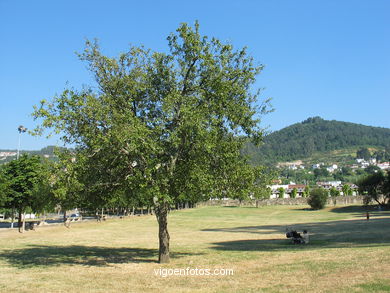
<box><xmin>1</xmin><ymin>0</ymin><xmax>389</xmax><ymax>150</ymax></box>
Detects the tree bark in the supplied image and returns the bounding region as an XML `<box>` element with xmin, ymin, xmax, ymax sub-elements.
<box><xmin>155</xmin><ymin>203</ymin><xmax>170</xmax><ymax>263</ymax></box>
<box><xmin>18</xmin><ymin>209</ymin><xmax>24</xmax><ymax>233</ymax></box>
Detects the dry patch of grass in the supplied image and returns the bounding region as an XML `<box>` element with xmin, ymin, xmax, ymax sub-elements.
<box><xmin>0</xmin><ymin>205</ymin><xmax>389</xmax><ymax>292</ymax></box>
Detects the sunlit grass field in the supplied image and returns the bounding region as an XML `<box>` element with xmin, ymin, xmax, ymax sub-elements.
<box><xmin>1</xmin><ymin>205</ymin><xmax>390</xmax><ymax>292</ymax></box>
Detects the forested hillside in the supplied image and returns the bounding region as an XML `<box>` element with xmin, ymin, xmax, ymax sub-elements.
<box><xmin>3</xmin><ymin>118</ymin><xmax>390</xmax><ymax>166</ymax></box>
<box><xmin>243</xmin><ymin>117</ymin><xmax>390</xmax><ymax>164</ymax></box>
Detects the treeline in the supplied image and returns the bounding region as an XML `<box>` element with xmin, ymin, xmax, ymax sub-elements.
<box><xmin>243</xmin><ymin>117</ymin><xmax>390</xmax><ymax>164</ymax></box>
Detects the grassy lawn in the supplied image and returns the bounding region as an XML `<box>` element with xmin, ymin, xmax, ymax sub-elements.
<box><xmin>0</xmin><ymin>205</ymin><xmax>389</xmax><ymax>292</ymax></box>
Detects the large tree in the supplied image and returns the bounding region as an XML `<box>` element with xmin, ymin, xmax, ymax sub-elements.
<box><xmin>358</xmin><ymin>171</ymin><xmax>390</xmax><ymax>207</ymax></box>
<box><xmin>33</xmin><ymin>22</ymin><xmax>271</xmax><ymax>263</ymax></box>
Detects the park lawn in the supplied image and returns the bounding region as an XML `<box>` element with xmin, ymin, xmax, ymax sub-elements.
<box><xmin>0</xmin><ymin>205</ymin><xmax>389</xmax><ymax>293</ymax></box>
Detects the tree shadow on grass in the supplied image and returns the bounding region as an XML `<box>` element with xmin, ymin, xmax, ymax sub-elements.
<box><xmin>291</xmin><ymin>205</ymin><xmax>390</xmax><ymax>218</ymax></box>
<box><xmin>205</xmin><ymin>217</ymin><xmax>390</xmax><ymax>252</ymax></box>
<box><xmin>0</xmin><ymin>245</ymin><xmax>199</xmax><ymax>268</ymax></box>
<box><xmin>330</xmin><ymin>205</ymin><xmax>390</xmax><ymax>216</ymax></box>
<box><xmin>210</xmin><ymin>238</ymin><xmax>390</xmax><ymax>252</ymax></box>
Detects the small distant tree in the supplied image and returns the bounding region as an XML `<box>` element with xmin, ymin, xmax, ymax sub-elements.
<box><xmin>365</xmin><ymin>165</ymin><xmax>381</xmax><ymax>175</ymax></box>
<box><xmin>307</xmin><ymin>188</ymin><xmax>328</xmax><ymax>210</ymax></box>
<box><xmin>277</xmin><ymin>187</ymin><xmax>285</xmax><ymax>198</ymax></box>
<box><xmin>290</xmin><ymin>188</ymin><xmax>297</xmax><ymax>198</ymax></box>
<box><xmin>314</xmin><ymin>167</ymin><xmax>330</xmax><ymax>179</ymax></box>
<box><xmin>357</xmin><ymin>148</ymin><xmax>371</xmax><ymax>160</ymax></box>
<box><xmin>329</xmin><ymin>186</ymin><xmax>340</xmax><ymax>197</ymax></box>
<box><xmin>1</xmin><ymin>155</ymin><xmax>50</xmax><ymax>232</ymax></box>
<box><xmin>253</xmin><ymin>167</ymin><xmax>276</xmax><ymax>202</ymax></box>
<box><xmin>329</xmin><ymin>186</ymin><xmax>340</xmax><ymax>205</ymax></box>
<box><xmin>303</xmin><ymin>185</ymin><xmax>310</xmax><ymax>198</ymax></box>
<box><xmin>342</xmin><ymin>184</ymin><xmax>352</xmax><ymax>196</ymax></box>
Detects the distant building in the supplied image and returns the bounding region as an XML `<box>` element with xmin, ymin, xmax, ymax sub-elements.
<box><xmin>326</xmin><ymin>164</ymin><xmax>338</xmax><ymax>173</ymax></box>
<box><xmin>268</xmin><ymin>184</ymin><xmax>307</xmax><ymax>198</ymax></box>
<box><xmin>287</xmin><ymin>184</ymin><xmax>306</xmax><ymax>197</ymax></box>
<box><xmin>317</xmin><ymin>181</ymin><xmax>342</xmax><ymax>190</ymax></box>
<box><xmin>0</xmin><ymin>152</ymin><xmax>17</xmax><ymax>157</ymax></box>
<box><xmin>377</xmin><ymin>162</ymin><xmax>390</xmax><ymax>170</ymax></box>
<box><xmin>268</xmin><ymin>184</ymin><xmax>289</xmax><ymax>199</ymax></box>
<box><xmin>312</xmin><ymin>163</ymin><xmax>323</xmax><ymax>169</ymax></box>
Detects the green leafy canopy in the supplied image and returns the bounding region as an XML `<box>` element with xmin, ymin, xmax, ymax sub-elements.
<box><xmin>32</xmin><ymin>22</ymin><xmax>272</xmax><ymax>207</ymax></box>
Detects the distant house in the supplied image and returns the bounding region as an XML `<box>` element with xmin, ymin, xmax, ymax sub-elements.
<box><xmin>326</xmin><ymin>164</ymin><xmax>338</xmax><ymax>173</ymax></box>
<box><xmin>312</xmin><ymin>163</ymin><xmax>323</xmax><ymax>169</ymax></box>
<box><xmin>377</xmin><ymin>162</ymin><xmax>390</xmax><ymax>170</ymax></box>
<box><xmin>287</xmin><ymin>184</ymin><xmax>306</xmax><ymax>197</ymax></box>
<box><xmin>317</xmin><ymin>181</ymin><xmax>342</xmax><ymax>190</ymax></box>
<box><xmin>268</xmin><ymin>184</ymin><xmax>307</xmax><ymax>198</ymax></box>
<box><xmin>268</xmin><ymin>184</ymin><xmax>289</xmax><ymax>199</ymax></box>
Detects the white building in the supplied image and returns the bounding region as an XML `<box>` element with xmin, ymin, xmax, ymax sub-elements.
<box><xmin>312</xmin><ymin>163</ymin><xmax>323</xmax><ymax>169</ymax></box>
<box><xmin>268</xmin><ymin>184</ymin><xmax>289</xmax><ymax>199</ymax></box>
<box><xmin>326</xmin><ymin>164</ymin><xmax>338</xmax><ymax>173</ymax></box>
<box><xmin>377</xmin><ymin>162</ymin><xmax>390</xmax><ymax>170</ymax></box>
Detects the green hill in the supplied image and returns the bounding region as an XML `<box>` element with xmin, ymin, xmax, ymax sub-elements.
<box><xmin>243</xmin><ymin>117</ymin><xmax>390</xmax><ymax>165</ymax></box>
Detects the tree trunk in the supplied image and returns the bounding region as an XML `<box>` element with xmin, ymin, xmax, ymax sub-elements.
<box><xmin>11</xmin><ymin>206</ymin><xmax>15</xmax><ymax>229</ymax></box>
<box><xmin>22</xmin><ymin>212</ymin><xmax>26</xmax><ymax>232</ymax></box>
<box><xmin>155</xmin><ymin>203</ymin><xmax>170</xmax><ymax>263</ymax></box>
<box><xmin>18</xmin><ymin>209</ymin><xmax>24</xmax><ymax>233</ymax></box>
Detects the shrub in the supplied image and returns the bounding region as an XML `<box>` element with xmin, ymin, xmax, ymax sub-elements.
<box><xmin>307</xmin><ymin>188</ymin><xmax>328</xmax><ymax>209</ymax></box>
<box><xmin>290</xmin><ymin>188</ymin><xmax>298</xmax><ymax>198</ymax></box>
<box><xmin>277</xmin><ymin>187</ymin><xmax>285</xmax><ymax>199</ymax></box>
